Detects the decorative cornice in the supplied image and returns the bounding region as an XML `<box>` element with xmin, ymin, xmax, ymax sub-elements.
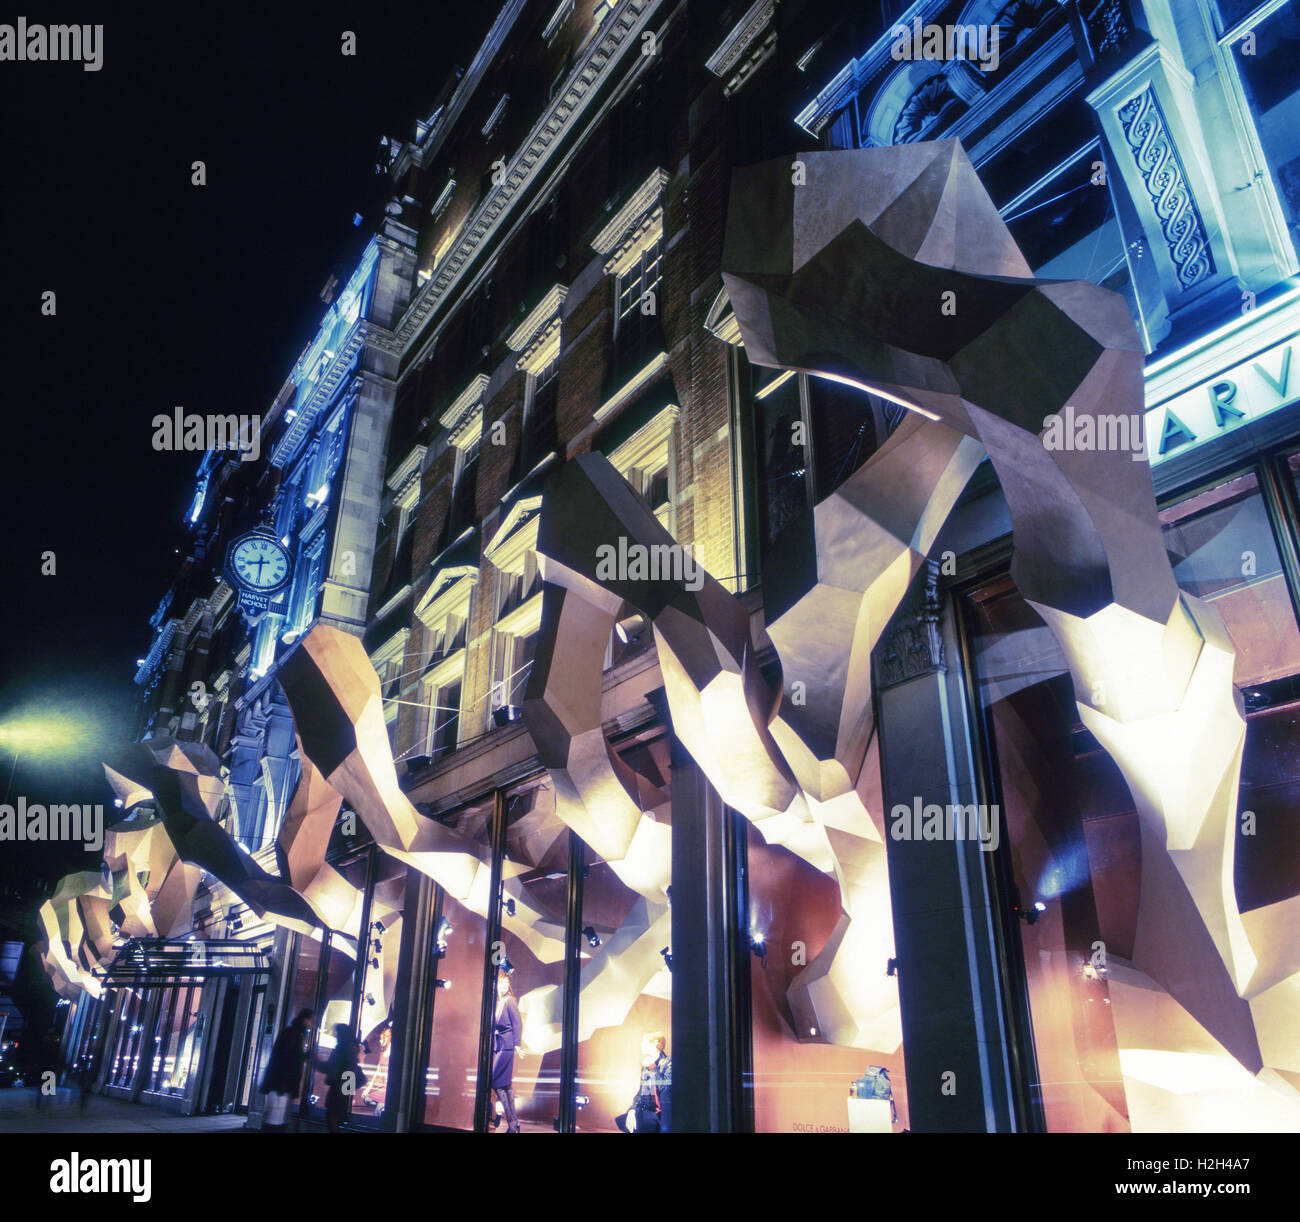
<box><xmin>485</xmin><ymin>497</ymin><xmax>543</xmax><ymax>573</ymax></box>
<box><xmin>592</xmin><ymin>167</ymin><xmax>669</xmax><ymax>255</ymax></box>
<box><xmin>392</xmin><ymin>0</ymin><xmax>664</xmax><ymax>354</ymax></box>
<box><xmin>603</xmin><ymin>207</ymin><xmax>663</xmax><ymax>277</ymax></box>
<box><xmin>386</xmin><ymin>444</ymin><xmax>428</xmax><ymax>502</ymax></box>
<box><xmin>543</xmin><ymin>0</ymin><xmax>574</xmax><ymax>42</ymax></box>
<box><xmin>482</xmin><ymin>94</ymin><xmax>510</xmax><ymax>140</ymax></box>
<box><xmin>439</xmin><ymin>373</ymin><xmax>490</xmax><ymax>433</ymax></box>
<box><xmin>704</xmin><ymin>287</ymin><xmax>743</xmax><ymax>346</ymax></box>
<box><xmin>705</xmin><ymin>0</ymin><xmax>778</xmax><ymax>97</ymax></box>
<box><xmin>607</xmin><ymin>402</ymin><xmax>679</xmax><ymax>474</ymax></box>
<box><xmin>431</xmin><ymin>175</ymin><xmax>456</xmax><ymax>218</ymax></box>
<box><xmin>517</xmin><ymin>318</ymin><xmax>563</xmax><ymax>376</ymax></box>
<box><xmin>415</xmin><ymin>567</ymin><xmax>478</xmax><ymax>622</ymax></box>
<box><xmin>706</xmin><ymin>0</ymin><xmax>776</xmax><ymax>77</ymax></box>
<box><xmin>271</xmin><ymin>321</ymin><xmax>367</xmax><ymax>468</ymax></box>
<box><xmin>507</xmin><ymin>284</ymin><xmax>568</xmax><ymax>352</ymax></box>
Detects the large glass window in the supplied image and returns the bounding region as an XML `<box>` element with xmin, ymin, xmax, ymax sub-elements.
<box><xmin>305</xmin><ymin>853</ymin><xmax>371</xmax><ymax>1120</ymax></box>
<box><xmin>351</xmin><ymin>853</ymin><xmax>408</xmax><ymax>1125</ymax></box>
<box><xmin>493</xmin><ymin>775</ymin><xmax>569</xmax><ymax>1133</ymax></box>
<box><xmin>422</xmin><ymin>795</ymin><xmax>494</xmax><ymax>1129</ymax></box>
<box><xmin>963</xmin><ymin>459</ymin><xmax>1300</xmax><ymax>1131</ymax></box>
<box><xmin>746</xmin><ymin>733</ymin><xmax>908</xmax><ymax>1133</ymax></box>
<box><xmin>575</xmin><ymin>734</ymin><xmax>673</xmax><ymax>1132</ymax></box>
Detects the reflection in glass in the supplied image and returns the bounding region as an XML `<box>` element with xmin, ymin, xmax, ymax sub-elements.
<box><xmin>966</xmin><ymin>533</ymin><xmax>1300</xmax><ymax>1130</ymax></box>
<box><xmin>307</xmin><ymin>853</ymin><xmax>370</xmax><ymax>1118</ymax></box>
<box><xmin>353</xmin><ymin>853</ymin><xmax>407</xmax><ymax>1124</ymax></box>
<box><xmin>747</xmin><ymin>734</ymin><xmax>908</xmax><ymax>1132</ymax></box>
<box><xmin>1159</xmin><ymin>472</ymin><xmax>1300</xmax><ymax>685</ymax></box>
<box><xmin>575</xmin><ymin>734</ymin><xmax>673</xmax><ymax>1132</ymax></box>
<box><xmin>423</xmin><ymin>797</ymin><xmax>493</xmax><ymax>1129</ymax></box>
<box><xmin>496</xmin><ymin>776</ymin><xmax>567</xmax><ymax>1133</ymax></box>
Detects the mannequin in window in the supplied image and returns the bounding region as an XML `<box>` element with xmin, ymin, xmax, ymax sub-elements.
<box><xmin>616</xmin><ymin>1032</ymin><xmax>670</xmax><ymax>1133</ymax></box>
<box><xmin>490</xmin><ymin>964</ymin><xmax>524</xmax><ymax>1133</ymax></box>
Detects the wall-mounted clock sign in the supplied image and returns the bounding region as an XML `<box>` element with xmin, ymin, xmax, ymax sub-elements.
<box><xmin>224</xmin><ymin>527</ymin><xmax>293</xmax><ymax>614</ymax></box>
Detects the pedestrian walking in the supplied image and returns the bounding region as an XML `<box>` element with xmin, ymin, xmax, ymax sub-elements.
<box><xmin>260</xmin><ymin>1008</ymin><xmax>314</xmax><ymax>1132</ymax></box>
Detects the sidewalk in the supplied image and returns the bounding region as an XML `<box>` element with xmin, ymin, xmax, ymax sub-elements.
<box><xmin>0</xmin><ymin>1087</ymin><xmax>251</xmax><ymax>1133</ymax></box>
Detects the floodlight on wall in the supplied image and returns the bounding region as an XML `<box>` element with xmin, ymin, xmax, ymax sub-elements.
<box><xmin>750</xmin><ymin>929</ymin><xmax>767</xmax><ymax>965</ymax></box>
<box><xmin>659</xmin><ymin>946</ymin><xmax>672</xmax><ymax>972</ymax></box>
<box><xmin>615</xmin><ymin>613</ymin><xmax>648</xmax><ymax>644</ymax></box>
<box><xmin>435</xmin><ymin>979</ymin><xmax>452</xmax><ymax>990</ymax></box>
<box><xmin>582</xmin><ymin>925</ymin><xmax>601</xmax><ymax>949</ymax></box>
<box><xmin>493</xmin><ymin>705</ymin><xmax>523</xmax><ymax>726</ymax></box>
<box><xmin>503</xmin><ymin>897</ymin><xmax>516</xmax><ymax>918</ymax></box>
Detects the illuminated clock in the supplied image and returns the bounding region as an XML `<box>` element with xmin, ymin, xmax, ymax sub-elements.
<box><xmin>226</xmin><ymin>530</ymin><xmax>292</xmax><ymax>593</ymax></box>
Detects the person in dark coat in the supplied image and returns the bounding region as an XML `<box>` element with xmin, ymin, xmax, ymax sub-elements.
<box><xmin>261</xmin><ymin>1008</ymin><xmax>314</xmax><ymax>1132</ymax></box>
<box><xmin>490</xmin><ymin>966</ymin><xmax>524</xmax><ymax>1132</ymax></box>
<box><xmin>320</xmin><ymin>1022</ymin><xmax>365</xmax><ymax>1133</ymax></box>
<box><xmin>616</xmin><ymin>1033</ymin><xmax>671</xmax><ymax>1133</ymax></box>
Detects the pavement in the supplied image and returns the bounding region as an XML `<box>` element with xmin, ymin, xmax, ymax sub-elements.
<box><xmin>0</xmin><ymin>1087</ymin><xmax>251</xmax><ymax>1133</ymax></box>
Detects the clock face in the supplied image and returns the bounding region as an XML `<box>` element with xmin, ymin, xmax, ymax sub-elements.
<box><xmin>230</xmin><ymin>536</ymin><xmax>290</xmax><ymax>590</ymax></box>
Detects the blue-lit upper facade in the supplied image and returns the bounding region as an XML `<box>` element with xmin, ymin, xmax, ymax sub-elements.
<box><xmin>249</xmin><ymin>241</ymin><xmax>381</xmax><ymax>679</ymax></box>
<box><xmin>796</xmin><ymin>0</ymin><xmax>1300</xmax><ymax>476</ymax></box>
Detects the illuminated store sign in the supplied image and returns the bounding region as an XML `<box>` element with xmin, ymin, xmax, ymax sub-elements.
<box><xmin>1146</xmin><ymin>334</ymin><xmax>1297</xmax><ymax>466</ymax></box>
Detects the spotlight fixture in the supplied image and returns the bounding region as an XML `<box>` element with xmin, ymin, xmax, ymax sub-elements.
<box><xmin>503</xmin><ymin>897</ymin><xmax>516</xmax><ymax>917</ymax></box>
<box><xmin>615</xmin><ymin>612</ymin><xmax>647</xmax><ymax>644</ymax></box>
<box><xmin>1010</xmin><ymin>885</ymin><xmax>1045</xmax><ymax>925</ymax></box>
<box><xmin>886</xmin><ymin>957</ymin><xmax>898</xmax><ymax>977</ymax></box>
<box><xmin>372</xmin><ymin>937</ymin><xmax>383</xmax><ymax>952</ymax></box>
<box><xmin>372</xmin><ymin>920</ymin><xmax>386</xmax><ymax>934</ymax></box>
<box><xmin>435</xmin><ymin>979</ymin><xmax>452</xmax><ymax>990</ymax></box>
<box><xmin>493</xmin><ymin>704</ymin><xmax>523</xmax><ymax>726</ymax></box>
<box><xmin>365</xmin><ymin>994</ymin><xmax>375</xmax><ymax>1006</ymax></box>
<box><xmin>370</xmin><ymin>957</ymin><xmax>380</xmax><ymax>970</ymax></box>
<box><xmin>659</xmin><ymin>946</ymin><xmax>672</xmax><ymax>972</ymax></box>
<box><xmin>749</xmin><ymin>930</ymin><xmax>767</xmax><ymax>964</ymax></box>
<box><xmin>582</xmin><ymin>925</ymin><xmax>601</xmax><ymax>949</ymax></box>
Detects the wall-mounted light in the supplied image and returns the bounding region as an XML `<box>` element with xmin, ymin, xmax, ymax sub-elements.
<box><xmin>749</xmin><ymin>930</ymin><xmax>767</xmax><ymax>965</ymax></box>
<box><xmin>435</xmin><ymin>979</ymin><xmax>452</xmax><ymax>990</ymax></box>
<box><xmin>503</xmin><ymin>897</ymin><xmax>516</xmax><ymax>918</ymax></box>
<box><xmin>886</xmin><ymin>958</ymin><xmax>898</xmax><ymax>977</ymax></box>
<box><xmin>659</xmin><ymin>946</ymin><xmax>672</xmax><ymax>973</ymax></box>
<box><xmin>582</xmin><ymin>925</ymin><xmax>601</xmax><ymax>949</ymax></box>
<box><xmin>493</xmin><ymin>705</ymin><xmax>523</xmax><ymax>727</ymax></box>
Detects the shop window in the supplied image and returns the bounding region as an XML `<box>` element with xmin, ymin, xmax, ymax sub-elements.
<box><xmin>305</xmin><ymin>853</ymin><xmax>372</xmax><ymax>1122</ymax></box>
<box><xmin>746</xmin><ymin>732</ymin><xmax>909</xmax><ymax>1132</ymax></box>
<box><xmin>963</xmin><ymin>458</ymin><xmax>1300</xmax><ymax>1129</ymax></box>
<box><xmin>422</xmin><ymin>796</ymin><xmax>494</xmax><ymax>1129</ymax></box>
<box><xmin>492</xmin><ymin>776</ymin><xmax>570</xmax><ymax>1131</ymax></box>
<box><xmin>575</xmin><ymin>734</ymin><xmax>673</xmax><ymax>1132</ymax></box>
<box><xmin>1158</xmin><ymin>471</ymin><xmax>1300</xmax><ymax>687</ymax></box>
<box><xmin>351</xmin><ymin>854</ymin><xmax>408</xmax><ymax>1125</ymax></box>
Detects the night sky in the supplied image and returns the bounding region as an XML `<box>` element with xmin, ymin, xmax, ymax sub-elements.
<box><xmin>0</xmin><ymin>3</ymin><xmax>489</xmax><ymax>911</ymax></box>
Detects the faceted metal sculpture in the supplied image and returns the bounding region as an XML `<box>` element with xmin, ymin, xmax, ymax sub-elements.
<box><xmin>522</xmin><ymin>139</ymin><xmax>1296</xmax><ymax>1092</ymax></box>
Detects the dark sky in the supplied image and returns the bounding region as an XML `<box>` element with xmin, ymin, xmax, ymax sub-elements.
<box><xmin>0</xmin><ymin>2</ymin><xmax>490</xmax><ymax>903</ymax></box>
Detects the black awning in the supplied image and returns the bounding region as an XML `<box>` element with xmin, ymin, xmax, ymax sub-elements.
<box><xmin>99</xmin><ymin>937</ymin><xmax>271</xmax><ymax>987</ymax></box>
